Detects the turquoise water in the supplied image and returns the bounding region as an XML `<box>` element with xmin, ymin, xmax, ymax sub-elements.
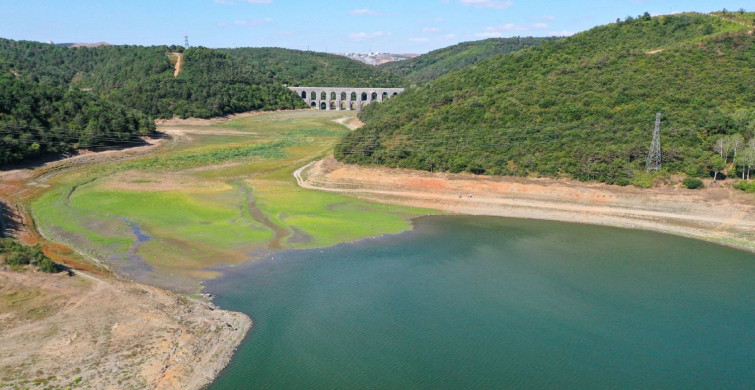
<box><xmin>207</xmin><ymin>216</ymin><xmax>755</xmax><ymax>389</ymax></box>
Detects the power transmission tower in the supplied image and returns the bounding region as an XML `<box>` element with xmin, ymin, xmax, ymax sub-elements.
<box><xmin>646</xmin><ymin>112</ymin><xmax>662</xmax><ymax>172</ymax></box>
<box><xmin>184</xmin><ymin>35</ymin><xmax>189</xmax><ymax>50</ymax></box>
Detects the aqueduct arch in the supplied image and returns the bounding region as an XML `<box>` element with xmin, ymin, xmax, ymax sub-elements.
<box><xmin>288</xmin><ymin>86</ymin><xmax>405</xmax><ymax>111</ymax></box>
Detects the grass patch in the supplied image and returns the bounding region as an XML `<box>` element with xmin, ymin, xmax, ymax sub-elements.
<box><xmin>29</xmin><ymin>110</ymin><xmax>430</xmax><ymax>287</ymax></box>
<box><xmin>250</xmin><ymin>171</ymin><xmax>427</xmax><ymax>249</ymax></box>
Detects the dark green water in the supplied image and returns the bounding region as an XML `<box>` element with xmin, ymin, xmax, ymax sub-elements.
<box><xmin>207</xmin><ymin>216</ymin><xmax>755</xmax><ymax>389</ymax></box>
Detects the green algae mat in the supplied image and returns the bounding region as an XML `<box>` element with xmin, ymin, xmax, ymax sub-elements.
<box><xmin>31</xmin><ymin>111</ymin><xmax>431</xmax><ymax>291</ymax></box>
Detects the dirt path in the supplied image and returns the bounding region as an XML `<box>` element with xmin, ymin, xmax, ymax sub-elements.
<box><xmin>298</xmin><ymin>157</ymin><xmax>755</xmax><ymax>252</ymax></box>
<box><xmin>172</xmin><ymin>52</ymin><xmax>183</xmax><ymax>77</ymax></box>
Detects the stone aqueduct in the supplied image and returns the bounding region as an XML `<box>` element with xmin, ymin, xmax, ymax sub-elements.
<box><xmin>288</xmin><ymin>87</ymin><xmax>405</xmax><ymax>111</ymax></box>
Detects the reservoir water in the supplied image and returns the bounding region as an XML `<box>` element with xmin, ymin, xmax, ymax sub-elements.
<box><xmin>207</xmin><ymin>216</ymin><xmax>755</xmax><ymax>389</ymax></box>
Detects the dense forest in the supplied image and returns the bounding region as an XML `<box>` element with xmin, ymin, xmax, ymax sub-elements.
<box><xmin>0</xmin><ymin>39</ymin><xmax>308</xmax><ymax>119</ymax></box>
<box><xmin>337</xmin><ymin>12</ymin><xmax>755</xmax><ymax>186</ymax></box>
<box><xmin>379</xmin><ymin>37</ymin><xmax>556</xmax><ymax>83</ymax></box>
<box><xmin>0</xmin><ymin>64</ymin><xmax>154</xmax><ymax>164</ymax></box>
<box><xmin>104</xmin><ymin>47</ymin><xmax>307</xmax><ymax>119</ymax></box>
<box><xmin>223</xmin><ymin>47</ymin><xmax>406</xmax><ymax>87</ymax></box>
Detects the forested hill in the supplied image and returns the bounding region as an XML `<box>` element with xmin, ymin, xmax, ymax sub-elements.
<box><xmin>0</xmin><ymin>62</ymin><xmax>155</xmax><ymax>165</ymax></box>
<box><xmin>337</xmin><ymin>12</ymin><xmax>755</xmax><ymax>185</ymax></box>
<box><xmin>378</xmin><ymin>37</ymin><xmax>556</xmax><ymax>83</ymax></box>
<box><xmin>223</xmin><ymin>47</ymin><xmax>406</xmax><ymax>87</ymax></box>
<box><xmin>0</xmin><ymin>39</ymin><xmax>307</xmax><ymax>119</ymax></box>
<box><xmin>0</xmin><ymin>40</ymin><xmax>314</xmax><ymax>164</ymax></box>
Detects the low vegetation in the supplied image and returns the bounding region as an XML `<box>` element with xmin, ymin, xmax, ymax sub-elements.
<box><xmin>683</xmin><ymin>177</ymin><xmax>704</xmax><ymax>189</ymax></box>
<box><xmin>733</xmin><ymin>180</ymin><xmax>755</xmax><ymax>193</ymax></box>
<box><xmin>0</xmin><ymin>238</ymin><xmax>60</xmax><ymax>272</ymax></box>
<box><xmin>31</xmin><ymin>111</ymin><xmax>429</xmax><ymax>290</ymax></box>
<box><xmin>337</xmin><ymin>12</ymin><xmax>755</xmax><ymax>188</ymax></box>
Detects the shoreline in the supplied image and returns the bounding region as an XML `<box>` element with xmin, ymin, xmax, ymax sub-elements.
<box><xmin>298</xmin><ymin>157</ymin><xmax>755</xmax><ymax>254</ymax></box>
<box><xmin>0</xmin><ymin>269</ymin><xmax>251</xmax><ymax>389</ymax></box>
<box><xmin>0</xmin><ymin>136</ymin><xmax>253</xmax><ymax>390</ymax></box>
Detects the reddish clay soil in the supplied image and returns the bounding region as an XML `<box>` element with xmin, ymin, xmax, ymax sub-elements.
<box><xmin>299</xmin><ymin>157</ymin><xmax>755</xmax><ymax>252</ymax></box>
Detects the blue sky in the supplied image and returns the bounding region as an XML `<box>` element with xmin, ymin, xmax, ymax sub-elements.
<box><xmin>0</xmin><ymin>1</ymin><xmax>747</xmax><ymax>53</ymax></box>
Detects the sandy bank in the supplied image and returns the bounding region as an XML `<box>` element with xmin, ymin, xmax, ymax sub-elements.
<box><xmin>299</xmin><ymin>157</ymin><xmax>755</xmax><ymax>253</ymax></box>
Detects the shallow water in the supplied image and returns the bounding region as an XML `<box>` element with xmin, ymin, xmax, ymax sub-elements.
<box><xmin>207</xmin><ymin>216</ymin><xmax>755</xmax><ymax>389</ymax></box>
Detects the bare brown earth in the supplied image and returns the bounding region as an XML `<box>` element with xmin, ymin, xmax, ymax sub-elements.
<box><xmin>0</xmin><ymin>135</ymin><xmax>251</xmax><ymax>390</ymax></box>
<box><xmin>299</xmin><ymin>157</ymin><xmax>755</xmax><ymax>253</ymax></box>
<box><xmin>172</xmin><ymin>52</ymin><xmax>183</xmax><ymax>77</ymax></box>
<box><xmin>0</xmin><ymin>270</ymin><xmax>250</xmax><ymax>390</ymax></box>
<box><xmin>154</xmin><ymin>109</ymin><xmax>291</xmax><ymax>127</ymax></box>
<box><xmin>332</xmin><ymin>115</ymin><xmax>364</xmax><ymax>130</ymax></box>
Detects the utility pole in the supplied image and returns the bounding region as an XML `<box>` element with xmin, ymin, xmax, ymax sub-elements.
<box><xmin>646</xmin><ymin>112</ymin><xmax>662</xmax><ymax>172</ymax></box>
<box><xmin>184</xmin><ymin>35</ymin><xmax>189</xmax><ymax>50</ymax></box>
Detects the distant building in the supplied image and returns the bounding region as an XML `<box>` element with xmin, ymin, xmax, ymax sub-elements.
<box><xmin>333</xmin><ymin>52</ymin><xmax>419</xmax><ymax>66</ymax></box>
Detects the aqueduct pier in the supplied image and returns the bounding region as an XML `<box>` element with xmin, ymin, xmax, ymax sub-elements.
<box><xmin>288</xmin><ymin>87</ymin><xmax>404</xmax><ymax>111</ymax></box>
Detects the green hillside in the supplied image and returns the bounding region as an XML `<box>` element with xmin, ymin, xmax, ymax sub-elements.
<box><xmin>0</xmin><ymin>64</ymin><xmax>155</xmax><ymax>165</ymax></box>
<box><xmin>0</xmin><ymin>39</ymin><xmax>307</xmax><ymax>120</ymax></box>
<box><xmin>336</xmin><ymin>12</ymin><xmax>755</xmax><ymax>185</ymax></box>
<box><xmin>379</xmin><ymin>37</ymin><xmax>555</xmax><ymax>83</ymax></box>
<box><xmin>223</xmin><ymin>47</ymin><xmax>406</xmax><ymax>87</ymax></box>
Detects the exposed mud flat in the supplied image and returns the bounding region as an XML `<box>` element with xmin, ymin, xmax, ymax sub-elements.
<box><xmin>301</xmin><ymin>157</ymin><xmax>755</xmax><ymax>253</ymax></box>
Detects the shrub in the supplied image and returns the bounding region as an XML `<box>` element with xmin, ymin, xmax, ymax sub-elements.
<box><xmin>733</xmin><ymin>180</ymin><xmax>755</xmax><ymax>193</ymax></box>
<box><xmin>0</xmin><ymin>238</ymin><xmax>60</xmax><ymax>272</ymax></box>
<box><xmin>630</xmin><ymin>172</ymin><xmax>655</xmax><ymax>188</ymax></box>
<box><xmin>683</xmin><ymin>177</ymin><xmax>704</xmax><ymax>189</ymax></box>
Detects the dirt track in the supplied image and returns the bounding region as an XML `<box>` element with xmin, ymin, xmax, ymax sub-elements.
<box><xmin>299</xmin><ymin>157</ymin><xmax>755</xmax><ymax>252</ymax></box>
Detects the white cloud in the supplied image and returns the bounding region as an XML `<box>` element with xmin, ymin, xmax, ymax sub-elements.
<box><xmin>490</xmin><ymin>23</ymin><xmax>528</xmax><ymax>31</ymax></box>
<box><xmin>422</xmin><ymin>27</ymin><xmax>441</xmax><ymax>33</ymax></box>
<box><xmin>348</xmin><ymin>31</ymin><xmax>387</xmax><ymax>41</ymax></box>
<box><xmin>474</xmin><ymin>23</ymin><xmax>531</xmax><ymax>37</ymax></box>
<box><xmin>548</xmin><ymin>30</ymin><xmax>575</xmax><ymax>36</ymax></box>
<box><xmin>429</xmin><ymin>17</ymin><xmax>445</xmax><ymax>22</ymax></box>
<box><xmin>349</xmin><ymin>8</ymin><xmax>383</xmax><ymax>15</ymax></box>
<box><xmin>542</xmin><ymin>15</ymin><xmax>556</xmax><ymax>20</ymax></box>
<box><xmin>409</xmin><ymin>37</ymin><xmax>430</xmax><ymax>42</ymax></box>
<box><xmin>233</xmin><ymin>17</ymin><xmax>273</xmax><ymax>26</ymax></box>
<box><xmin>215</xmin><ymin>0</ymin><xmax>272</xmax><ymax>4</ymax></box>
<box><xmin>445</xmin><ymin>33</ymin><xmax>456</xmax><ymax>39</ymax></box>
<box><xmin>474</xmin><ymin>22</ymin><xmax>554</xmax><ymax>37</ymax></box>
<box><xmin>460</xmin><ymin>0</ymin><xmax>514</xmax><ymax>10</ymax></box>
